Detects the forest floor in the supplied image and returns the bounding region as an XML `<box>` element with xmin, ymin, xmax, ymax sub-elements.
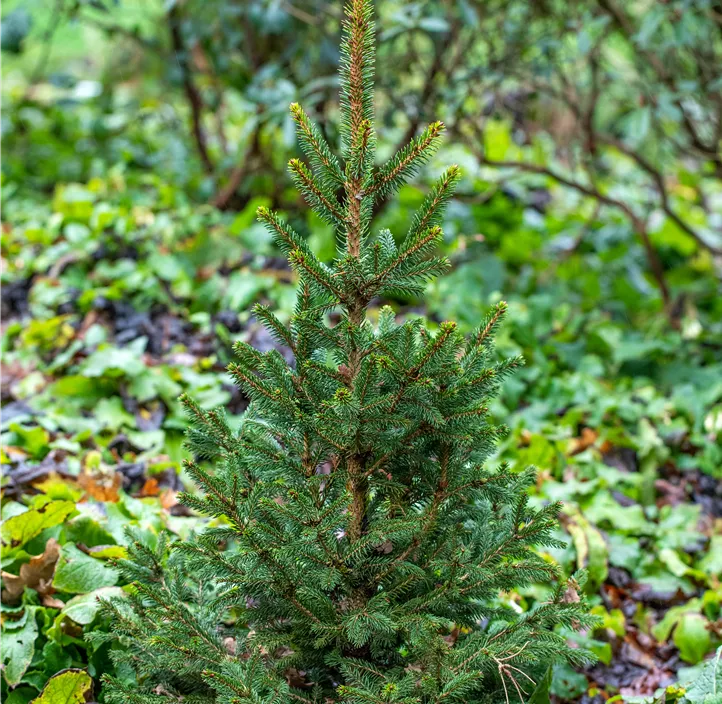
<box><xmin>2</xmin><ymin>174</ymin><xmax>721</xmax><ymax>703</ymax></box>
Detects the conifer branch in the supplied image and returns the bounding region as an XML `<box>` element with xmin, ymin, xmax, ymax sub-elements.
<box><xmin>252</xmin><ymin>304</ymin><xmax>296</xmax><ymax>354</ymax></box>
<box><xmin>368</xmin><ymin>225</ymin><xmax>444</xmax><ymax>289</ymax></box>
<box><xmin>369</xmin><ymin>121</ymin><xmax>446</xmax><ymax>198</ymax></box>
<box><xmin>256</xmin><ymin>206</ymin><xmax>309</xmax><ymax>256</ymax></box>
<box><xmin>288</xmin><ymin>249</ymin><xmax>345</xmax><ymax>300</ymax></box>
<box><xmin>257</xmin><ymin>206</ymin><xmax>344</xmax><ymax>299</ymax></box>
<box><xmin>362</xmin><ymin>426</ymin><xmax>426</xmax><ymax>479</ymax></box>
<box><xmin>289</xmin><ymin>102</ymin><xmax>345</xmax><ymax>188</ymax></box>
<box><xmin>407</xmin><ymin>164</ymin><xmax>460</xmax><ymax>241</ymax></box>
<box><xmin>470</xmin><ymin>300</ymin><xmax>508</xmax><ymax>350</ymax></box>
<box><xmin>375</xmin><ymin>445</ymin><xmax>451</xmax><ymax>582</ymax></box>
<box><xmin>444</xmin><ymin>404</ymin><xmax>489</xmax><ymax>422</ymax></box>
<box><xmin>388</xmin><ymin>321</ymin><xmax>457</xmax><ymax>413</ymax></box>
<box><xmin>227</xmin><ymin>363</ymin><xmax>286</xmax><ymax>405</ymax></box>
<box><xmin>304</xmin><ymin>359</ymin><xmax>348</xmax><ymax>384</ymax></box>
<box><xmin>288</xmin><ymin>158</ymin><xmax>345</xmax><ymax>225</ymax></box>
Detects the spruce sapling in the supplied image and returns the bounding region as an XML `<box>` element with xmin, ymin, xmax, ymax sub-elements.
<box><xmin>94</xmin><ymin>2</ymin><xmax>596</xmax><ymax>702</ymax></box>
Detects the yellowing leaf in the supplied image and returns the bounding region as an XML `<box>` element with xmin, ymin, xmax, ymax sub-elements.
<box><xmin>564</xmin><ymin>508</ymin><xmax>608</xmax><ymax>591</ymax></box>
<box><xmin>87</xmin><ymin>545</ymin><xmax>127</xmax><ymax>560</ymax></box>
<box><xmin>1</xmin><ymin>501</ymin><xmax>76</xmax><ymax>556</ymax></box>
<box><xmin>30</xmin><ymin>668</ymin><xmax>93</xmax><ymax>703</ymax></box>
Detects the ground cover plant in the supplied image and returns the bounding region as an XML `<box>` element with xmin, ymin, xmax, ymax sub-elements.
<box><xmin>1</xmin><ymin>0</ymin><xmax>721</xmax><ymax>702</ymax></box>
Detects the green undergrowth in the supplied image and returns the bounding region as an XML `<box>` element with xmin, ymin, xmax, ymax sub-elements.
<box><xmin>2</xmin><ymin>69</ymin><xmax>722</xmax><ymax>698</ymax></box>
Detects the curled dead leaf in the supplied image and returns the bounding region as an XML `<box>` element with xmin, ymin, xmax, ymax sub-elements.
<box><xmin>374</xmin><ymin>539</ymin><xmax>393</xmax><ymax>554</ymax></box>
<box><xmin>285</xmin><ymin>668</ymin><xmax>312</xmax><ymax>689</ymax></box>
<box><xmin>1</xmin><ymin>537</ymin><xmax>61</xmax><ymax>603</ymax></box>
<box><xmin>42</xmin><ymin>595</ymin><xmax>66</xmax><ymax>608</ymax></box>
<box><xmin>561</xmin><ymin>584</ymin><xmax>581</xmax><ymax>603</ymax></box>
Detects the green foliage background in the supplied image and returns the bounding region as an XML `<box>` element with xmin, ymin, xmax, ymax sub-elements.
<box><xmin>1</xmin><ymin>1</ymin><xmax>721</xmax><ymax>702</ymax></box>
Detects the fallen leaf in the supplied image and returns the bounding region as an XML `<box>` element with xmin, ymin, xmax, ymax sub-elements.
<box><xmin>374</xmin><ymin>540</ymin><xmax>393</xmax><ymax>554</ymax></box>
<box><xmin>1</xmin><ymin>538</ymin><xmax>61</xmax><ymax>603</ymax></box>
<box><xmin>139</xmin><ymin>477</ymin><xmax>160</xmax><ymax>497</ymax></box>
<box><xmin>442</xmin><ymin>625</ymin><xmax>460</xmax><ymax>646</ymax></box>
<box><xmin>562</xmin><ymin>584</ymin><xmax>581</xmax><ymax>603</ymax></box>
<box><xmin>3</xmin><ymin>446</ymin><xmax>30</xmax><ymax>463</ymax></box>
<box><xmin>42</xmin><ymin>595</ymin><xmax>66</xmax><ymax>609</ymax></box>
<box><xmin>285</xmin><ymin>667</ymin><xmax>312</xmax><ymax>688</ymax></box>
<box><xmin>160</xmin><ymin>489</ymin><xmax>178</xmax><ymax>510</ymax></box>
<box><xmin>569</xmin><ymin>427</ymin><xmax>598</xmax><ymax>455</ymax></box>
<box><xmin>78</xmin><ymin>468</ymin><xmax>122</xmax><ymax>502</ymax></box>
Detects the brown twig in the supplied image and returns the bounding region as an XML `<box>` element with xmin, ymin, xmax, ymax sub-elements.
<box><xmin>168</xmin><ymin>5</ymin><xmax>214</xmax><ymax>174</ymax></box>
<box><xmin>211</xmin><ymin>127</ymin><xmax>261</xmax><ymax>210</ymax></box>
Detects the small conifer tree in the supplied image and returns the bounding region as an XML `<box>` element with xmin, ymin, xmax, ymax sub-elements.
<box><xmin>95</xmin><ymin>2</ymin><xmax>595</xmax><ymax>702</ymax></box>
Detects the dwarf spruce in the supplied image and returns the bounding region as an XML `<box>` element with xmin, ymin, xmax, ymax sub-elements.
<box><xmin>95</xmin><ymin>2</ymin><xmax>595</xmax><ymax>701</ymax></box>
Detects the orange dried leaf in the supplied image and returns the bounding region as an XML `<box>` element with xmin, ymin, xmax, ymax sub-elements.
<box><xmin>78</xmin><ymin>469</ymin><xmax>123</xmax><ymax>502</ymax></box>
<box><xmin>140</xmin><ymin>478</ymin><xmax>160</xmax><ymax>497</ymax></box>
<box><xmin>568</xmin><ymin>427</ymin><xmax>598</xmax><ymax>456</ymax></box>
<box><xmin>160</xmin><ymin>489</ymin><xmax>178</xmax><ymax>510</ymax></box>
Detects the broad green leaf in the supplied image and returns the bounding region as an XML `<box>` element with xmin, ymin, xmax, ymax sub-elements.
<box><xmin>674</xmin><ymin>613</ymin><xmax>712</xmax><ymax>664</ymax></box>
<box><xmin>52</xmin><ymin>544</ymin><xmax>119</xmax><ymax>594</ymax></box>
<box><xmin>52</xmin><ymin>184</ymin><xmax>95</xmax><ymax>222</ymax></box>
<box><xmin>39</xmin><ymin>640</ymin><xmax>73</xmax><ymax>680</ymax></box>
<box><xmin>1</xmin><ymin>501</ymin><xmax>76</xmax><ymax>556</ymax></box>
<box><xmin>50</xmin><ymin>376</ymin><xmax>107</xmax><ymax>400</ymax></box>
<box><xmin>683</xmin><ymin>647</ymin><xmax>722</xmax><ymax>704</ymax></box>
<box><xmin>1</xmin><ymin>607</ymin><xmax>38</xmax><ymax>686</ymax></box>
<box><xmin>527</xmin><ymin>665</ymin><xmax>552</xmax><ymax>704</ymax></box>
<box><xmin>591</xmin><ymin>605</ymin><xmax>625</xmax><ymax>638</ymax></box>
<box><xmin>81</xmin><ymin>345</ymin><xmax>146</xmax><ymax>378</ymax></box>
<box><xmin>660</xmin><ymin>548</ymin><xmax>692</xmax><ymax>578</ymax></box>
<box><xmin>699</xmin><ymin>536</ymin><xmax>722</xmax><ymax>577</ymax></box>
<box><xmin>94</xmin><ymin>397</ymin><xmax>134</xmax><ymax>431</ymax></box>
<box><xmin>2</xmin><ymin>501</ymin><xmax>29</xmax><ymax>520</ymax></box>
<box><xmin>64</xmin><ymin>516</ymin><xmax>116</xmax><ymax>548</ymax></box>
<box><xmin>484</xmin><ymin>120</ymin><xmax>512</xmax><ymax>161</ymax></box>
<box><xmin>230</xmin><ymin>196</ymin><xmax>272</xmax><ymax>236</ymax></box>
<box><xmin>625</xmin><ymin>106</ymin><xmax>651</xmax><ymax>144</ymax></box>
<box><xmin>7</xmin><ymin>424</ymin><xmax>49</xmax><ymax>459</ymax></box>
<box><xmin>605</xmin><ymin>534</ymin><xmax>642</xmax><ymax>572</ymax></box>
<box><xmin>61</xmin><ymin>586</ymin><xmax>124</xmax><ymax>625</ymax></box>
<box><xmin>584</xmin><ymin>492</ymin><xmax>652</xmax><ymax>534</ymax></box>
<box><xmin>551</xmin><ymin>663</ymin><xmax>588</xmax><ymax>699</ymax></box>
<box><xmin>222</xmin><ymin>271</ymin><xmax>272</xmax><ymax>312</ymax></box>
<box><xmin>30</xmin><ymin>668</ymin><xmax>92</xmax><ymax>703</ymax></box>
